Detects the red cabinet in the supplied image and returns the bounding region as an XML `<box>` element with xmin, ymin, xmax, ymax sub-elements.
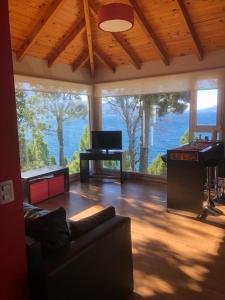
<box><xmin>48</xmin><ymin>175</ymin><xmax>65</xmax><ymax>197</ymax></box>
<box><xmin>29</xmin><ymin>179</ymin><xmax>49</xmax><ymax>204</ymax></box>
<box><xmin>21</xmin><ymin>166</ymin><xmax>69</xmax><ymax>204</ymax></box>
<box><xmin>29</xmin><ymin>175</ymin><xmax>65</xmax><ymax>204</ymax></box>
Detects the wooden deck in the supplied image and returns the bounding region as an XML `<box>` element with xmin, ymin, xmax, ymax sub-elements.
<box><xmin>38</xmin><ymin>179</ymin><xmax>225</xmax><ymax>300</ymax></box>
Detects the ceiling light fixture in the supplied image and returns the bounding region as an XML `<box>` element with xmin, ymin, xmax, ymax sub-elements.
<box><xmin>98</xmin><ymin>3</ymin><xmax>134</xmax><ymax>33</ymax></box>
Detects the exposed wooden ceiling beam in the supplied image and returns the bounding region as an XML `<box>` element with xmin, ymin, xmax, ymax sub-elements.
<box><xmin>176</xmin><ymin>0</ymin><xmax>204</xmax><ymax>60</ymax></box>
<box><xmin>128</xmin><ymin>0</ymin><xmax>170</xmax><ymax>66</ymax></box>
<box><xmin>48</xmin><ymin>19</ymin><xmax>86</xmax><ymax>67</ymax></box>
<box><xmin>94</xmin><ymin>48</ymin><xmax>116</xmax><ymax>73</ymax></box>
<box><xmin>83</xmin><ymin>0</ymin><xmax>94</xmax><ymax>76</ymax></box>
<box><xmin>111</xmin><ymin>33</ymin><xmax>141</xmax><ymax>69</ymax></box>
<box><xmin>89</xmin><ymin>3</ymin><xmax>141</xmax><ymax>70</ymax></box>
<box><xmin>71</xmin><ymin>50</ymin><xmax>89</xmax><ymax>72</ymax></box>
<box><xmin>16</xmin><ymin>0</ymin><xmax>65</xmax><ymax>61</ymax></box>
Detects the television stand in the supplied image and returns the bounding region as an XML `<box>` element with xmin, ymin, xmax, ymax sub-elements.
<box><xmin>80</xmin><ymin>150</ymin><xmax>124</xmax><ymax>183</ymax></box>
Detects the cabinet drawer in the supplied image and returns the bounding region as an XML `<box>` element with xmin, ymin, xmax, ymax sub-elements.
<box><xmin>48</xmin><ymin>175</ymin><xmax>65</xmax><ymax>197</ymax></box>
<box><xmin>29</xmin><ymin>179</ymin><xmax>49</xmax><ymax>204</ymax></box>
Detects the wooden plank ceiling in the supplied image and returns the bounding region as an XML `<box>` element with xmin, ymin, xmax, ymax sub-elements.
<box><xmin>9</xmin><ymin>0</ymin><xmax>225</xmax><ymax>77</ymax></box>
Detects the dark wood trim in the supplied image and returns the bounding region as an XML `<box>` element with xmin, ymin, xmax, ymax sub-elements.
<box><xmin>16</xmin><ymin>0</ymin><xmax>65</xmax><ymax>61</ymax></box>
<box><xmin>83</xmin><ymin>0</ymin><xmax>95</xmax><ymax>76</ymax></box>
<box><xmin>128</xmin><ymin>0</ymin><xmax>170</xmax><ymax>66</ymax></box>
<box><xmin>71</xmin><ymin>50</ymin><xmax>89</xmax><ymax>72</ymax></box>
<box><xmin>176</xmin><ymin>0</ymin><xmax>204</xmax><ymax>60</ymax></box>
<box><xmin>48</xmin><ymin>19</ymin><xmax>86</xmax><ymax>67</ymax></box>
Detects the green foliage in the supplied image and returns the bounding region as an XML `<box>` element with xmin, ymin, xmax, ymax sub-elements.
<box><xmin>79</xmin><ymin>127</ymin><xmax>89</xmax><ymax>151</ymax></box>
<box><xmin>104</xmin><ymin>160</ymin><xmax>117</xmax><ymax>169</ymax></box>
<box><xmin>16</xmin><ymin>90</ymin><xmax>56</xmax><ymax>171</ymax></box>
<box><xmin>68</xmin><ymin>152</ymin><xmax>80</xmax><ymax>174</ymax></box>
<box><xmin>27</xmin><ymin>131</ymin><xmax>53</xmax><ymax>169</ymax></box>
<box><xmin>16</xmin><ymin>89</ymin><xmax>88</xmax><ymax>172</ymax></box>
<box><xmin>139</xmin><ymin>92</ymin><xmax>189</xmax><ymax>173</ymax></box>
<box><xmin>40</xmin><ymin>92</ymin><xmax>87</xmax><ymax>166</ymax></box>
<box><xmin>63</xmin><ymin>156</ymin><xmax>68</xmax><ymax>166</ymax></box>
<box><xmin>42</xmin><ymin>92</ymin><xmax>87</xmax><ymax>121</ymax></box>
<box><xmin>179</xmin><ymin>129</ymin><xmax>189</xmax><ymax>145</ymax></box>
<box><xmin>50</xmin><ymin>156</ymin><xmax>57</xmax><ymax>165</ymax></box>
<box><xmin>152</xmin><ymin>92</ymin><xmax>189</xmax><ymax>116</ymax></box>
<box><xmin>147</xmin><ymin>155</ymin><xmax>167</xmax><ymax>176</ymax></box>
<box><xmin>16</xmin><ymin>90</ymin><xmax>34</xmax><ymax>130</ymax></box>
<box><xmin>122</xmin><ymin>150</ymin><xmax>132</xmax><ymax>171</ymax></box>
<box><xmin>106</xmin><ymin>96</ymin><xmax>143</xmax><ymax>172</ymax></box>
<box><xmin>147</xmin><ymin>128</ymin><xmax>190</xmax><ymax>176</ymax></box>
<box><xmin>16</xmin><ymin>90</ymin><xmax>34</xmax><ymax>169</ymax></box>
<box><xmin>68</xmin><ymin>127</ymin><xmax>90</xmax><ymax>174</ymax></box>
<box><xmin>106</xmin><ymin>91</ymin><xmax>189</xmax><ymax>174</ymax></box>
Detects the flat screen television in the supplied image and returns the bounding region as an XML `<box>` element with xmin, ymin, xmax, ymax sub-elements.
<box><xmin>91</xmin><ymin>131</ymin><xmax>122</xmax><ymax>150</ymax></box>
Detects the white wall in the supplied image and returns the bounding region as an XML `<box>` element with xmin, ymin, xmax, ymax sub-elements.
<box><xmin>13</xmin><ymin>49</ymin><xmax>225</xmax><ymax>85</ymax></box>
<box><xmin>12</xmin><ymin>53</ymin><xmax>92</xmax><ymax>84</ymax></box>
<box><xmin>94</xmin><ymin>49</ymin><xmax>225</xmax><ymax>83</ymax></box>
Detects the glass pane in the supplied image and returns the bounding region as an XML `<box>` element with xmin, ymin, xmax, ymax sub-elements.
<box><xmin>102</xmin><ymin>91</ymin><xmax>190</xmax><ymax>176</ymax></box>
<box><xmin>16</xmin><ymin>89</ymin><xmax>89</xmax><ymax>174</ymax></box>
<box><xmin>196</xmin><ymin>89</ymin><xmax>218</xmax><ymax>126</ymax></box>
<box><xmin>193</xmin><ymin>132</ymin><xmax>212</xmax><ymax>141</ymax></box>
<box><xmin>103</xmin><ymin>160</ymin><xmax>120</xmax><ymax>170</ymax></box>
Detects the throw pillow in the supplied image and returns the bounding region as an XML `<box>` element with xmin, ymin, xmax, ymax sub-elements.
<box><xmin>24</xmin><ymin>205</ymin><xmax>70</xmax><ymax>255</ymax></box>
<box><xmin>23</xmin><ymin>202</ymin><xmax>49</xmax><ymax>218</ymax></box>
<box><xmin>69</xmin><ymin>206</ymin><xmax>116</xmax><ymax>239</ymax></box>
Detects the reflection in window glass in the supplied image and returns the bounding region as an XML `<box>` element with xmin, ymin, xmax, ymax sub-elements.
<box><xmin>193</xmin><ymin>132</ymin><xmax>212</xmax><ymax>141</ymax></box>
<box><xmin>16</xmin><ymin>89</ymin><xmax>89</xmax><ymax>174</ymax></box>
<box><xmin>102</xmin><ymin>92</ymin><xmax>190</xmax><ymax>176</ymax></box>
<box><xmin>196</xmin><ymin>89</ymin><xmax>218</xmax><ymax>126</ymax></box>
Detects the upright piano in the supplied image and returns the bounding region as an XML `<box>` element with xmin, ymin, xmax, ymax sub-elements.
<box><xmin>167</xmin><ymin>141</ymin><xmax>224</xmax><ymax>214</ymax></box>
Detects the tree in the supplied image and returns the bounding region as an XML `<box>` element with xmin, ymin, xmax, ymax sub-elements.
<box><xmin>106</xmin><ymin>96</ymin><xmax>143</xmax><ymax>171</ymax></box>
<box><xmin>40</xmin><ymin>92</ymin><xmax>87</xmax><ymax>166</ymax></box>
<box><xmin>28</xmin><ymin>130</ymin><xmax>53</xmax><ymax>169</ymax></box>
<box><xmin>79</xmin><ymin>127</ymin><xmax>90</xmax><ymax>151</ymax></box>
<box><xmin>16</xmin><ymin>89</ymin><xmax>56</xmax><ymax>171</ymax></box>
<box><xmin>147</xmin><ymin>155</ymin><xmax>167</xmax><ymax>176</ymax></box>
<box><xmin>106</xmin><ymin>92</ymin><xmax>189</xmax><ymax>174</ymax></box>
<box><xmin>68</xmin><ymin>127</ymin><xmax>90</xmax><ymax>173</ymax></box>
<box><xmin>16</xmin><ymin>90</ymin><xmax>35</xmax><ymax>169</ymax></box>
<box><xmin>147</xmin><ymin>127</ymin><xmax>190</xmax><ymax>176</ymax></box>
<box><xmin>139</xmin><ymin>95</ymin><xmax>155</xmax><ymax>173</ymax></box>
<box><xmin>139</xmin><ymin>92</ymin><xmax>189</xmax><ymax>173</ymax></box>
<box><xmin>179</xmin><ymin>129</ymin><xmax>189</xmax><ymax>144</ymax></box>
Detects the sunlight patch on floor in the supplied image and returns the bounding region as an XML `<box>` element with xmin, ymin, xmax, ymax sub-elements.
<box><xmin>127</xmin><ymin>200</ymin><xmax>225</xmax><ymax>299</ymax></box>
<box><xmin>69</xmin><ymin>204</ymin><xmax>104</xmax><ymax>220</ymax></box>
<box><xmin>134</xmin><ymin>271</ymin><xmax>175</xmax><ymax>297</ymax></box>
<box><xmin>180</xmin><ymin>264</ymin><xmax>208</xmax><ymax>283</ymax></box>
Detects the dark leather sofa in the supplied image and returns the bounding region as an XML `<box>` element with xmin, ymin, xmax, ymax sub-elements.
<box><xmin>25</xmin><ymin>208</ymin><xmax>133</xmax><ymax>300</ymax></box>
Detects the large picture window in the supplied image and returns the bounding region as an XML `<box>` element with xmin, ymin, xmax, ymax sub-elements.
<box><xmin>190</xmin><ymin>88</ymin><xmax>221</xmax><ymax>141</ymax></box>
<box><xmin>16</xmin><ymin>88</ymin><xmax>89</xmax><ymax>174</ymax></box>
<box><xmin>97</xmin><ymin>69</ymin><xmax>225</xmax><ymax>177</ymax></box>
<box><xmin>102</xmin><ymin>92</ymin><xmax>190</xmax><ymax>176</ymax></box>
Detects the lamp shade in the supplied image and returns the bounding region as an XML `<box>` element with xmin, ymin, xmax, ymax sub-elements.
<box><xmin>98</xmin><ymin>3</ymin><xmax>134</xmax><ymax>32</ymax></box>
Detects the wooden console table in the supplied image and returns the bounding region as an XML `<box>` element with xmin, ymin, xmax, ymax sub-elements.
<box><xmin>21</xmin><ymin>166</ymin><xmax>69</xmax><ymax>203</ymax></box>
<box><xmin>80</xmin><ymin>150</ymin><xmax>124</xmax><ymax>183</ymax></box>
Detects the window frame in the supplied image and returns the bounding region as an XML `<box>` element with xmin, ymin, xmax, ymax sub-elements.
<box><xmin>189</xmin><ymin>88</ymin><xmax>223</xmax><ymax>141</ymax></box>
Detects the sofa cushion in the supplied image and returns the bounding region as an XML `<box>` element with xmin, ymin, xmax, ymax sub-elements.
<box><xmin>69</xmin><ymin>206</ymin><xmax>116</xmax><ymax>239</ymax></box>
<box><xmin>23</xmin><ymin>202</ymin><xmax>49</xmax><ymax>218</ymax></box>
<box><xmin>24</xmin><ymin>204</ymin><xmax>70</xmax><ymax>255</ymax></box>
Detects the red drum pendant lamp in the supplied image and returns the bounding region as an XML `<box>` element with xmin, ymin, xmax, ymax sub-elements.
<box><xmin>98</xmin><ymin>3</ymin><xmax>134</xmax><ymax>32</ymax></box>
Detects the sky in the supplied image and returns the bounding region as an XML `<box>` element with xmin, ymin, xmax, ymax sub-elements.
<box><xmin>197</xmin><ymin>89</ymin><xmax>217</xmax><ymax>110</ymax></box>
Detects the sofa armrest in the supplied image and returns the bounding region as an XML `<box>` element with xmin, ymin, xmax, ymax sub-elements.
<box><xmin>33</xmin><ymin>216</ymin><xmax>133</xmax><ymax>300</ymax></box>
<box><xmin>25</xmin><ymin>235</ymin><xmax>43</xmax><ymax>275</ymax></box>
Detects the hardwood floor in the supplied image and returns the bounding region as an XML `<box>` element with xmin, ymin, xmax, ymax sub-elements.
<box><xmin>38</xmin><ymin>179</ymin><xmax>225</xmax><ymax>300</ymax></box>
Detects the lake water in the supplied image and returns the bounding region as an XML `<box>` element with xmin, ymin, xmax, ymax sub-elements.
<box><xmin>44</xmin><ymin>104</ymin><xmax>216</xmax><ymax>166</ymax></box>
